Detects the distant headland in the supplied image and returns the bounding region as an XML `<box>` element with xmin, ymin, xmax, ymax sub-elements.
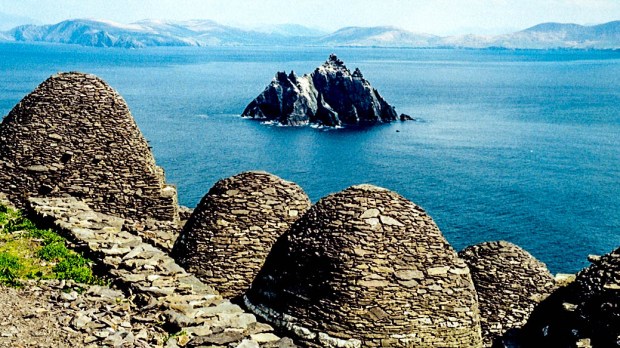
<box><xmin>1</xmin><ymin>18</ymin><xmax>620</xmax><ymax>49</ymax></box>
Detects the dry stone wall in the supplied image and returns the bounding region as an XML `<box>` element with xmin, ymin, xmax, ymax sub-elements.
<box><xmin>245</xmin><ymin>184</ymin><xmax>483</xmax><ymax>347</ymax></box>
<box><xmin>458</xmin><ymin>241</ymin><xmax>557</xmax><ymax>346</ymax></box>
<box><xmin>27</xmin><ymin>197</ymin><xmax>294</xmax><ymax>348</ymax></box>
<box><xmin>518</xmin><ymin>247</ymin><xmax>620</xmax><ymax>347</ymax></box>
<box><xmin>2</xmin><ymin>70</ymin><xmax>615</xmax><ymax>348</ymax></box>
<box><xmin>172</xmin><ymin>171</ymin><xmax>311</xmax><ymax>298</ymax></box>
<box><xmin>0</xmin><ymin>72</ymin><xmax>178</xmax><ymax>222</ymax></box>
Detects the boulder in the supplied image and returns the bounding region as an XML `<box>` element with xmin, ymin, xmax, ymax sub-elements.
<box><xmin>245</xmin><ymin>184</ymin><xmax>483</xmax><ymax>347</ymax></box>
<box><xmin>399</xmin><ymin>113</ymin><xmax>415</xmax><ymax>121</ymax></box>
<box><xmin>242</xmin><ymin>54</ymin><xmax>398</xmax><ymax>127</ymax></box>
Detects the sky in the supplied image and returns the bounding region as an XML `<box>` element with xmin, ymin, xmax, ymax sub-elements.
<box><xmin>1</xmin><ymin>0</ymin><xmax>619</xmax><ymax>35</ymax></box>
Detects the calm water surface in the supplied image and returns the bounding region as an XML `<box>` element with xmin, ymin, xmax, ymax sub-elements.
<box><xmin>1</xmin><ymin>43</ymin><xmax>619</xmax><ymax>273</ymax></box>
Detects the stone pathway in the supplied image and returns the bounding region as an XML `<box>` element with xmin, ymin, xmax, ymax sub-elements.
<box><xmin>28</xmin><ymin>197</ymin><xmax>294</xmax><ymax>348</ymax></box>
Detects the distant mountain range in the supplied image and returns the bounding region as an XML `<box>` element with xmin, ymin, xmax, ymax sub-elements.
<box><xmin>1</xmin><ymin>18</ymin><xmax>619</xmax><ymax>49</ymax></box>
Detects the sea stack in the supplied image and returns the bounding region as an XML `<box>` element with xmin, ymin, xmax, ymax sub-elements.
<box><xmin>171</xmin><ymin>171</ymin><xmax>311</xmax><ymax>298</ymax></box>
<box><xmin>242</xmin><ymin>54</ymin><xmax>399</xmax><ymax>127</ymax></box>
<box><xmin>245</xmin><ymin>184</ymin><xmax>483</xmax><ymax>347</ymax></box>
<box><xmin>0</xmin><ymin>72</ymin><xmax>178</xmax><ymax>221</ymax></box>
<box><xmin>459</xmin><ymin>241</ymin><xmax>557</xmax><ymax>346</ymax></box>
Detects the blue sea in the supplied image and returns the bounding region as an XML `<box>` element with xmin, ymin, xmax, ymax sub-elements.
<box><xmin>1</xmin><ymin>42</ymin><xmax>619</xmax><ymax>274</ymax></box>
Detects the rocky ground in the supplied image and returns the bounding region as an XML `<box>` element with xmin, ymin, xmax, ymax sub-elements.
<box><xmin>0</xmin><ymin>283</ymin><xmax>82</xmax><ymax>348</ymax></box>
<box><xmin>0</xmin><ymin>280</ymin><xmax>168</xmax><ymax>348</ymax></box>
<box><xmin>0</xmin><ymin>190</ymin><xmax>292</xmax><ymax>348</ymax></box>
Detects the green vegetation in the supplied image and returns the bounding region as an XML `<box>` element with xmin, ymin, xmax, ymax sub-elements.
<box><xmin>0</xmin><ymin>204</ymin><xmax>104</xmax><ymax>286</ymax></box>
<box><xmin>165</xmin><ymin>330</ymin><xmax>188</xmax><ymax>344</ymax></box>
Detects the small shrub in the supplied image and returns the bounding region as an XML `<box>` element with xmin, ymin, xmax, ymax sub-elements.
<box><xmin>0</xmin><ymin>204</ymin><xmax>105</xmax><ymax>286</ymax></box>
<box><xmin>0</xmin><ymin>252</ymin><xmax>22</xmax><ymax>286</ymax></box>
<box><xmin>3</xmin><ymin>211</ymin><xmax>37</xmax><ymax>234</ymax></box>
<box><xmin>37</xmin><ymin>241</ymin><xmax>70</xmax><ymax>261</ymax></box>
<box><xmin>28</xmin><ymin>228</ymin><xmax>64</xmax><ymax>245</ymax></box>
<box><xmin>53</xmin><ymin>254</ymin><xmax>94</xmax><ymax>283</ymax></box>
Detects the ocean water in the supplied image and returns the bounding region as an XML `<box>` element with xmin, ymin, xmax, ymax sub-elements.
<box><xmin>0</xmin><ymin>42</ymin><xmax>619</xmax><ymax>274</ymax></box>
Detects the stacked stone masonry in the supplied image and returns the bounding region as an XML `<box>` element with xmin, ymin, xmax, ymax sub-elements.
<box><xmin>172</xmin><ymin>171</ymin><xmax>311</xmax><ymax>298</ymax></box>
<box><xmin>518</xmin><ymin>246</ymin><xmax>620</xmax><ymax>347</ymax></box>
<box><xmin>458</xmin><ymin>241</ymin><xmax>557</xmax><ymax>347</ymax></box>
<box><xmin>0</xmin><ymin>72</ymin><xmax>178</xmax><ymax>222</ymax></box>
<box><xmin>27</xmin><ymin>197</ymin><xmax>293</xmax><ymax>348</ymax></box>
<box><xmin>245</xmin><ymin>184</ymin><xmax>483</xmax><ymax>347</ymax></box>
<box><xmin>2</xmin><ymin>71</ymin><xmax>618</xmax><ymax>348</ymax></box>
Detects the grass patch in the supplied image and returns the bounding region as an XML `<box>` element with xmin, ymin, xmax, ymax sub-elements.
<box><xmin>0</xmin><ymin>204</ymin><xmax>104</xmax><ymax>287</ymax></box>
<box><xmin>0</xmin><ymin>252</ymin><xmax>22</xmax><ymax>286</ymax></box>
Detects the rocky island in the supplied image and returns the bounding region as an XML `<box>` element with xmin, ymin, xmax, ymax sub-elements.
<box><xmin>0</xmin><ymin>72</ymin><xmax>618</xmax><ymax>348</ymax></box>
<box><xmin>242</xmin><ymin>54</ymin><xmax>406</xmax><ymax>127</ymax></box>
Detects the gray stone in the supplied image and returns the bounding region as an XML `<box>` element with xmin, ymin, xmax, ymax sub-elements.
<box><xmin>172</xmin><ymin>171</ymin><xmax>310</xmax><ymax>298</ymax></box>
<box><xmin>242</xmin><ymin>55</ymin><xmax>398</xmax><ymax>127</ymax></box>
<box><xmin>0</xmin><ymin>72</ymin><xmax>179</xmax><ymax>222</ymax></box>
<box><xmin>459</xmin><ymin>241</ymin><xmax>557</xmax><ymax>346</ymax></box>
<box><xmin>246</xmin><ymin>184</ymin><xmax>482</xmax><ymax>347</ymax></box>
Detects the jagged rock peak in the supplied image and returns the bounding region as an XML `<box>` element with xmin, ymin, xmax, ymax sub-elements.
<box><xmin>287</xmin><ymin>70</ymin><xmax>297</xmax><ymax>83</ymax></box>
<box><xmin>320</xmin><ymin>53</ymin><xmax>347</xmax><ymax>71</ymax></box>
<box><xmin>242</xmin><ymin>55</ymin><xmax>399</xmax><ymax>127</ymax></box>
<box><xmin>328</xmin><ymin>53</ymin><xmax>344</xmax><ymax>65</ymax></box>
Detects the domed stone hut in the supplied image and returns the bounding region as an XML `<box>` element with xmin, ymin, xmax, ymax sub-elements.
<box><xmin>458</xmin><ymin>241</ymin><xmax>557</xmax><ymax>346</ymax></box>
<box><xmin>517</xmin><ymin>247</ymin><xmax>620</xmax><ymax>347</ymax></box>
<box><xmin>245</xmin><ymin>184</ymin><xmax>483</xmax><ymax>347</ymax></box>
<box><xmin>0</xmin><ymin>72</ymin><xmax>178</xmax><ymax>222</ymax></box>
<box><xmin>171</xmin><ymin>171</ymin><xmax>311</xmax><ymax>298</ymax></box>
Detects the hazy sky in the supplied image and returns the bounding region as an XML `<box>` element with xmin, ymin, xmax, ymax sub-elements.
<box><xmin>1</xmin><ymin>0</ymin><xmax>619</xmax><ymax>35</ymax></box>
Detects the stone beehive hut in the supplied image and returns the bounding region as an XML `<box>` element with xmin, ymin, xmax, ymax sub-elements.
<box><xmin>0</xmin><ymin>72</ymin><xmax>178</xmax><ymax>222</ymax></box>
<box><xmin>518</xmin><ymin>246</ymin><xmax>620</xmax><ymax>347</ymax></box>
<box><xmin>171</xmin><ymin>171</ymin><xmax>311</xmax><ymax>298</ymax></box>
<box><xmin>245</xmin><ymin>184</ymin><xmax>483</xmax><ymax>347</ymax></box>
<box><xmin>458</xmin><ymin>241</ymin><xmax>557</xmax><ymax>346</ymax></box>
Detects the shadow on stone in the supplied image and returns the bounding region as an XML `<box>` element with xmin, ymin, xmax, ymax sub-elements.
<box><xmin>245</xmin><ymin>184</ymin><xmax>483</xmax><ymax>347</ymax></box>
<box><xmin>171</xmin><ymin>171</ymin><xmax>311</xmax><ymax>299</ymax></box>
<box><xmin>510</xmin><ymin>247</ymin><xmax>620</xmax><ymax>348</ymax></box>
<box><xmin>459</xmin><ymin>241</ymin><xmax>557</xmax><ymax>347</ymax></box>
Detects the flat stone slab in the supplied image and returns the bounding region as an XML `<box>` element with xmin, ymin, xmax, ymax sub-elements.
<box><xmin>27</xmin><ymin>196</ymin><xmax>292</xmax><ymax>348</ymax></box>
